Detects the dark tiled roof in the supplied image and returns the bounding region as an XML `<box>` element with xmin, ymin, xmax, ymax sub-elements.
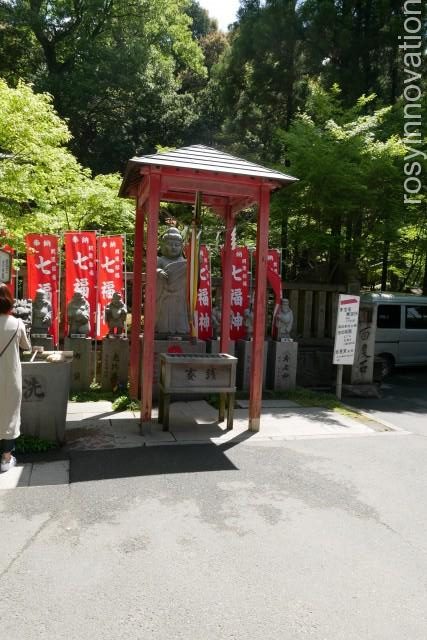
<box><xmin>119</xmin><ymin>144</ymin><xmax>297</xmax><ymax>197</ymax></box>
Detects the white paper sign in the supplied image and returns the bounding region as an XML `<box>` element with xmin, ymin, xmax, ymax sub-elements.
<box><xmin>333</xmin><ymin>295</ymin><xmax>360</xmax><ymax>365</ymax></box>
<box><xmin>0</xmin><ymin>249</ymin><xmax>11</xmax><ymax>283</ymax></box>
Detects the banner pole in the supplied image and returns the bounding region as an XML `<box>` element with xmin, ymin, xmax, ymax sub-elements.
<box><xmin>93</xmin><ymin>230</ymin><xmax>100</xmax><ymax>384</ymax></box>
<box><xmin>123</xmin><ymin>233</ymin><xmax>128</xmax><ymax>338</ymax></box>
<box><xmin>57</xmin><ymin>235</ymin><xmax>62</xmax><ymax>349</ymax></box>
<box><xmin>336</xmin><ymin>364</ymin><xmax>343</xmax><ymax>399</ymax></box>
<box><xmin>15</xmin><ymin>251</ymin><xmax>19</xmax><ymax>299</ymax></box>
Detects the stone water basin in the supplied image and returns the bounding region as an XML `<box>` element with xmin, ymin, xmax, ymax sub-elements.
<box><xmin>20</xmin><ymin>352</ymin><xmax>72</xmax><ymax>443</ymax></box>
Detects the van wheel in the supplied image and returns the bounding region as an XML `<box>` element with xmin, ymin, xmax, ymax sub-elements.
<box><xmin>377</xmin><ymin>354</ymin><xmax>394</xmax><ymax>379</ymax></box>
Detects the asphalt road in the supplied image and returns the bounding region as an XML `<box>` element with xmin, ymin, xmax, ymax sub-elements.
<box><xmin>346</xmin><ymin>366</ymin><xmax>427</xmax><ymax>435</ymax></box>
<box><xmin>1</xmin><ymin>376</ymin><xmax>426</xmax><ymax>640</ymax></box>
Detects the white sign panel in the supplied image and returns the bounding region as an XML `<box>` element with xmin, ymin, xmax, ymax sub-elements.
<box><xmin>0</xmin><ymin>248</ymin><xmax>11</xmax><ymax>283</ymax></box>
<box><xmin>333</xmin><ymin>295</ymin><xmax>360</xmax><ymax>365</ymax></box>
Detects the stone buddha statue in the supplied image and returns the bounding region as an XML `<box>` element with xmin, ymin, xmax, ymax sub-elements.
<box><xmin>275</xmin><ymin>298</ymin><xmax>294</xmax><ymax>341</ymax></box>
<box><xmin>211</xmin><ymin>305</ymin><xmax>222</xmax><ymax>339</ymax></box>
<box><xmin>243</xmin><ymin>308</ymin><xmax>254</xmax><ymax>340</ymax></box>
<box><xmin>155</xmin><ymin>227</ymin><xmax>190</xmax><ymax>336</ymax></box>
<box><xmin>31</xmin><ymin>288</ymin><xmax>52</xmax><ymax>335</ymax></box>
<box><xmin>67</xmin><ymin>291</ymin><xmax>90</xmax><ymax>337</ymax></box>
<box><xmin>105</xmin><ymin>292</ymin><xmax>127</xmax><ymax>336</ymax></box>
<box><xmin>12</xmin><ymin>298</ymin><xmax>32</xmax><ymax>332</ymax></box>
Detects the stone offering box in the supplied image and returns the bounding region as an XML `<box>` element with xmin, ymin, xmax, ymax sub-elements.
<box><xmin>158</xmin><ymin>353</ymin><xmax>237</xmax><ymax>431</ymax></box>
<box><xmin>21</xmin><ymin>351</ymin><xmax>73</xmax><ymax>443</ymax></box>
<box><xmin>140</xmin><ymin>337</ymin><xmax>206</xmax><ymax>397</ymax></box>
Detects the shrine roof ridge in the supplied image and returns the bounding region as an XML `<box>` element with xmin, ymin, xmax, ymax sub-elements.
<box><xmin>119</xmin><ymin>144</ymin><xmax>297</xmax><ymax>197</ymax></box>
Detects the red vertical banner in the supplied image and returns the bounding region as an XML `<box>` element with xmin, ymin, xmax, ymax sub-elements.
<box><xmin>195</xmin><ymin>245</ymin><xmax>212</xmax><ymax>339</ymax></box>
<box><xmin>267</xmin><ymin>249</ymin><xmax>282</xmax><ymax>302</ymax></box>
<box><xmin>97</xmin><ymin>235</ymin><xmax>124</xmax><ymax>339</ymax></box>
<box><xmin>267</xmin><ymin>249</ymin><xmax>283</xmax><ymax>338</ymax></box>
<box><xmin>229</xmin><ymin>247</ymin><xmax>250</xmax><ymax>340</ymax></box>
<box><xmin>267</xmin><ymin>249</ymin><xmax>281</xmax><ymax>276</ymax></box>
<box><xmin>64</xmin><ymin>232</ymin><xmax>97</xmax><ymax>338</ymax></box>
<box><xmin>25</xmin><ymin>234</ymin><xmax>59</xmax><ymax>345</ymax></box>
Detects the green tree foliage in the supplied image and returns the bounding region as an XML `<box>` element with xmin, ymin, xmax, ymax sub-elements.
<box><xmin>0</xmin><ymin>1</ymin><xmax>425</xmax><ymax>291</ymax></box>
<box><xmin>271</xmin><ymin>83</ymin><xmax>425</xmax><ymax>289</ymax></box>
<box><xmin>0</xmin><ymin>80</ymin><xmax>134</xmax><ymax>252</ymax></box>
<box><xmin>0</xmin><ymin>0</ymin><xmax>207</xmax><ymax>173</ymax></box>
<box><xmin>217</xmin><ymin>0</ymin><xmax>303</xmax><ymax>160</ymax></box>
<box><xmin>301</xmin><ymin>0</ymin><xmax>406</xmax><ymax>105</ymax></box>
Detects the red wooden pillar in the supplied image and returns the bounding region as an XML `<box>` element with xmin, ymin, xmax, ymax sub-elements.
<box><xmin>141</xmin><ymin>171</ymin><xmax>161</xmax><ymax>423</ymax></box>
<box><xmin>249</xmin><ymin>184</ymin><xmax>270</xmax><ymax>432</ymax></box>
<box><xmin>220</xmin><ymin>203</ymin><xmax>233</xmax><ymax>354</ymax></box>
<box><xmin>129</xmin><ymin>199</ymin><xmax>145</xmax><ymax>398</ymax></box>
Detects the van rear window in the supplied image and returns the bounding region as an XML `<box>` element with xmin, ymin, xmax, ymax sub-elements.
<box><xmin>377</xmin><ymin>305</ymin><xmax>400</xmax><ymax>328</ymax></box>
<box><xmin>405</xmin><ymin>306</ymin><xmax>427</xmax><ymax>329</ymax></box>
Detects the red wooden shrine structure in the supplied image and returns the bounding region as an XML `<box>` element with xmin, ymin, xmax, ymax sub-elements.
<box><xmin>119</xmin><ymin>145</ymin><xmax>297</xmax><ymax>431</ymax></box>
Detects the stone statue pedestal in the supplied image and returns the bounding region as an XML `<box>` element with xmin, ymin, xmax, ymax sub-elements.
<box><xmin>349</xmin><ymin>303</ymin><xmax>378</xmax><ymax>385</ymax></box>
<box><xmin>101</xmin><ymin>337</ymin><xmax>129</xmax><ymax>391</ymax></box>
<box><xmin>64</xmin><ymin>337</ymin><xmax>93</xmax><ymax>391</ymax></box>
<box><xmin>236</xmin><ymin>339</ymin><xmax>268</xmax><ymax>391</ymax></box>
<box><xmin>139</xmin><ymin>337</ymin><xmax>206</xmax><ymax>397</ymax></box>
<box><xmin>207</xmin><ymin>338</ymin><xmax>235</xmax><ymax>356</ymax></box>
<box><xmin>267</xmin><ymin>341</ymin><xmax>298</xmax><ymax>391</ymax></box>
<box><xmin>30</xmin><ymin>334</ymin><xmax>54</xmax><ymax>351</ymax></box>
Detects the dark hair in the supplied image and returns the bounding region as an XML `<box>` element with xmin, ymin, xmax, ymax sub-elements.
<box><xmin>0</xmin><ymin>283</ymin><xmax>14</xmax><ymax>314</ymax></box>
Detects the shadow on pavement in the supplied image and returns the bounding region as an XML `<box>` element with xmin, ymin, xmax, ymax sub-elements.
<box><xmin>69</xmin><ymin>443</ymin><xmax>238</xmax><ymax>483</ymax></box>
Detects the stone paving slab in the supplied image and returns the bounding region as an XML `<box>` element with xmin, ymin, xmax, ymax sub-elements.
<box><xmin>236</xmin><ymin>399</ymin><xmax>300</xmax><ymax>408</ymax></box>
<box><xmin>65</xmin><ymin>412</ymin><xmax>114</xmax><ymax>422</ymax></box>
<box><xmin>0</xmin><ymin>400</ymin><xmax>400</xmax><ymax>490</ymax></box>
<box><xmin>63</xmin><ymin>399</ymin><xmax>397</xmax><ymax>452</ymax></box>
<box><xmin>66</xmin><ymin>417</ymin><xmax>114</xmax><ymax>430</ymax></box>
<box><xmin>66</xmin><ymin>401</ymin><xmax>114</xmax><ymax>414</ymax></box>
<box><xmin>0</xmin><ymin>461</ymin><xmax>69</xmax><ymax>489</ymax></box>
<box><xmin>0</xmin><ymin>463</ymin><xmax>32</xmax><ymax>489</ymax></box>
<box><xmin>29</xmin><ymin>461</ymin><xmax>70</xmax><ymax>486</ymax></box>
<box><xmin>104</xmin><ymin>410</ymin><xmax>138</xmax><ymax>421</ymax></box>
<box><xmin>140</xmin><ymin>423</ymin><xmax>176</xmax><ymax>445</ymax></box>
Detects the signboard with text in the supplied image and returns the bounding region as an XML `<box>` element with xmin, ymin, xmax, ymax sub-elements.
<box><xmin>0</xmin><ymin>247</ymin><xmax>12</xmax><ymax>283</ymax></box>
<box><xmin>333</xmin><ymin>295</ymin><xmax>360</xmax><ymax>365</ymax></box>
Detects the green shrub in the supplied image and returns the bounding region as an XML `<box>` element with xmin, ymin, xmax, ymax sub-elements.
<box><xmin>15</xmin><ymin>435</ymin><xmax>58</xmax><ymax>454</ymax></box>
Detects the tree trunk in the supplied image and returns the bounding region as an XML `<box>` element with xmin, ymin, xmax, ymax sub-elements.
<box><xmin>381</xmin><ymin>240</ymin><xmax>390</xmax><ymax>291</ymax></box>
<box><xmin>422</xmin><ymin>250</ymin><xmax>427</xmax><ymax>295</ymax></box>
<box><xmin>281</xmin><ymin>212</ymin><xmax>288</xmax><ymax>279</ymax></box>
<box><xmin>328</xmin><ymin>217</ymin><xmax>342</xmax><ymax>280</ymax></box>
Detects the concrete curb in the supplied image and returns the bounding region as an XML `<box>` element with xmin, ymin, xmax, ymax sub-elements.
<box><xmin>339</xmin><ymin>402</ymin><xmax>411</xmax><ymax>434</ymax></box>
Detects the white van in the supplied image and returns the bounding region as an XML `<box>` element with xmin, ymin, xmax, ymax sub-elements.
<box><xmin>361</xmin><ymin>293</ymin><xmax>427</xmax><ymax>375</ymax></box>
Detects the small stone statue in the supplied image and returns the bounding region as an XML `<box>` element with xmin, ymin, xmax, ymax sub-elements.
<box><xmin>12</xmin><ymin>298</ymin><xmax>32</xmax><ymax>332</ymax></box>
<box><xmin>105</xmin><ymin>292</ymin><xmax>127</xmax><ymax>337</ymax></box>
<box><xmin>275</xmin><ymin>298</ymin><xmax>294</xmax><ymax>341</ymax></box>
<box><xmin>67</xmin><ymin>291</ymin><xmax>90</xmax><ymax>337</ymax></box>
<box><xmin>31</xmin><ymin>288</ymin><xmax>52</xmax><ymax>335</ymax></box>
<box><xmin>243</xmin><ymin>308</ymin><xmax>254</xmax><ymax>340</ymax></box>
<box><xmin>211</xmin><ymin>305</ymin><xmax>221</xmax><ymax>339</ymax></box>
<box><xmin>156</xmin><ymin>227</ymin><xmax>190</xmax><ymax>335</ymax></box>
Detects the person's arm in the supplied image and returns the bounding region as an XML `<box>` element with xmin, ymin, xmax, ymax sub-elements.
<box><xmin>18</xmin><ymin>318</ymin><xmax>31</xmax><ymax>351</ymax></box>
